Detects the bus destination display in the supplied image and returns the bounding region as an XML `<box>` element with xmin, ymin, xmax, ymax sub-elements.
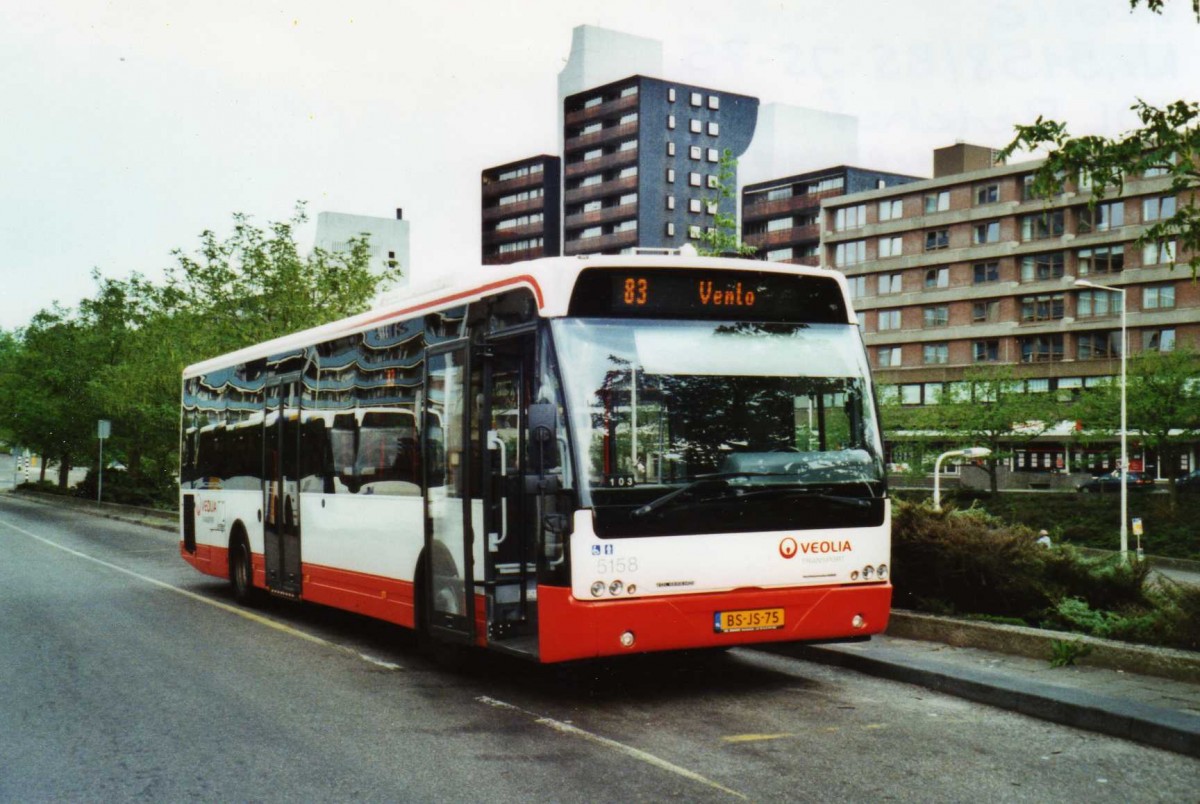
<box><xmin>569</xmin><ymin>268</ymin><xmax>847</xmax><ymax>324</ymax></box>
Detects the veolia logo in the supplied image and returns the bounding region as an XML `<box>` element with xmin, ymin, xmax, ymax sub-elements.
<box><xmin>779</xmin><ymin>537</ymin><xmax>798</xmax><ymax>559</ymax></box>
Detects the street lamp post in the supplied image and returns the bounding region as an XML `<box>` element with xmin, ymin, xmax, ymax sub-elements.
<box><xmin>933</xmin><ymin>447</ymin><xmax>992</xmax><ymax>511</ymax></box>
<box><xmin>1073</xmin><ymin>279</ymin><xmax>1128</xmax><ymax>560</ymax></box>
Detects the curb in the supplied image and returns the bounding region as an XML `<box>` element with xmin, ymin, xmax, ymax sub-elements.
<box><xmin>785</xmin><ymin>641</ymin><xmax>1200</xmax><ymax>759</ymax></box>
<box><xmin>10</xmin><ymin>490</ymin><xmax>177</xmax><ymax>534</ymax></box>
<box><xmin>887</xmin><ymin>610</ymin><xmax>1200</xmax><ymax>684</ymax></box>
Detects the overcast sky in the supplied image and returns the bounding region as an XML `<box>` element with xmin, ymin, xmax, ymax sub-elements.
<box><xmin>2</xmin><ymin>0</ymin><xmax>1197</xmax><ymax>330</ymax></box>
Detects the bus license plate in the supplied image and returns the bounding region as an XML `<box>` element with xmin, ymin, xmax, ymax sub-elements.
<box><xmin>714</xmin><ymin>608</ymin><xmax>785</xmax><ymax>633</ymax></box>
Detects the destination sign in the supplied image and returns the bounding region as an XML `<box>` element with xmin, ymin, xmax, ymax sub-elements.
<box><xmin>568</xmin><ymin>268</ymin><xmax>849</xmax><ymax>324</ymax></box>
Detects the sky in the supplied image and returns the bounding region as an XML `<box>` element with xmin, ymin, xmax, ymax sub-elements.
<box><xmin>2</xmin><ymin>0</ymin><xmax>1197</xmax><ymax>330</ymax></box>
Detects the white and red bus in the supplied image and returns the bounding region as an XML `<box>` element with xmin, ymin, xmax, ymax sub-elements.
<box><xmin>180</xmin><ymin>253</ymin><xmax>891</xmax><ymax>662</ymax></box>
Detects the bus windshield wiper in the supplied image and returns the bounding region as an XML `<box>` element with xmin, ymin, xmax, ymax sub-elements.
<box><xmin>630</xmin><ymin>472</ymin><xmax>795</xmax><ymax>519</ymax></box>
<box><xmin>736</xmin><ymin>487</ymin><xmax>875</xmax><ymax>509</ymax></box>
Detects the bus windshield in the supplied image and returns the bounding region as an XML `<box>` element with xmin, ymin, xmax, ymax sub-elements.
<box><xmin>551</xmin><ymin>318</ymin><xmax>886</xmax><ymax>537</ymax></box>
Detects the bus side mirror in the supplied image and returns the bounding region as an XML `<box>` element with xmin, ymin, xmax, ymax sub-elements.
<box><xmin>528</xmin><ymin>403</ymin><xmax>558</xmax><ymax>477</ymax></box>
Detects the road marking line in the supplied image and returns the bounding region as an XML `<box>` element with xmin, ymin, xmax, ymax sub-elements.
<box><xmin>477</xmin><ymin>696</ymin><xmax>747</xmax><ymax>800</ymax></box>
<box><xmin>722</xmin><ymin>733</ymin><xmax>795</xmax><ymax>744</ymax></box>
<box><xmin>0</xmin><ymin>514</ymin><xmax>403</xmax><ymax>671</ymax></box>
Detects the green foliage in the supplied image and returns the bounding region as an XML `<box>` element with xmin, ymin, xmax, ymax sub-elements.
<box><xmin>698</xmin><ymin>149</ymin><xmax>756</xmax><ymax>257</ymax></box>
<box><xmin>0</xmin><ymin>204</ymin><xmax>394</xmax><ymax>504</ymax></box>
<box><xmin>1049</xmin><ymin>638</ymin><xmax>1094</xmax><ymax>668</ymax></box>
<box><xmin>1000</xmin><ymin>97</ymin><xmax>1200</xmax><ymax>277</ymax></box>
<box><xmin>891</xmin><ymin>498</ymin><xmax>1198</xmax><ymax>650</ymax></box>
<box><xmin>1130</xmin><ymin>0</ymin><xmax>1200</xmax><ymax>21</ymax></box>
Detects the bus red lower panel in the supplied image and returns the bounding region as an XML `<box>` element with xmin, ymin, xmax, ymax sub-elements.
<box><xmin>536</xmin><ymin>583</ymin><xmax>892</xmax><ymax>663</ymax></box>
<box><xmin>181</xmin><ymin>541</ymin><xmax>230</xmax><ymax>581</ymax></box>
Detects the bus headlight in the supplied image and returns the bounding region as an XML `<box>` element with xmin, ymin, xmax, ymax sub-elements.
<box><xmin>863</xmin><ymin>565</ymin><xmax>875</xmax><ymax>580</ymax></box>
<box><xmin>877</xmin><ymin>564</ymin><xmax>889</xmax><ymax>580</ymax></box>
<box><xmin>609</xmin><ymin>580</ymin><xmax>624</xmax><ymax>596</ymax></box>
<box><xmin>590</xmin><ymin>581</ymin><xmax>606</xmax><ymax>598</ymax></box>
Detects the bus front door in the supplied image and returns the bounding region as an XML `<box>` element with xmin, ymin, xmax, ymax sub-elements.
<box><xmin>263</xmin><ymin>379</ymin><xmax>302</xmax><ymax>598</ymax></box>
<box><xmin>423</xmin><ymin>346</ymin><xmax>475</xmax><ymax>643</ymax></box>
<box><xmin>479</xmin><ymin>335</ymin><xmax>538</xmax><ymax>655</ymax></box>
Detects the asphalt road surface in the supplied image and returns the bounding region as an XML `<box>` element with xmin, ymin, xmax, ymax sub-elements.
<box><xmin>1</xmin><ymin>493</ymin><xmax>1196</xmax><ymax>802</ymax></box>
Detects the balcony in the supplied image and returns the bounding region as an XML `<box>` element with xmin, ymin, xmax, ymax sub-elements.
<box><xmin>565</xmin><ymin>92</ymin><xmax>639</xmax><ymax>127</ymax></box>
<box><xmin>564</xmin><ymin>175</ymin><xmax>639</xmax><ymax>206</ymax></box>
<box><xmin>482</xmin><ymin>170</ymin><xmax>545</xmax><ymax>196</ymax></box>
<box><xmin>564</xmin><ymin>147</ymin><xmax>637</xmax><ymax>179</ymax></box>
<box><xmin>484</xmin><ymin>245</ymin><xmax>548</xmax><ymax>266</ymax></box>
<box><xmin>564</xmin><ymin>228</ymin><xmax>639</xmax><ymax>255</ymax></box>
<box><xmin>483</xmin><ymin>221</ymin><xmax>547</xmax><ymax>245</ymax></box>
<box><xmin>744</xmin><ymin>224</ymin><xmax>820</xmax><ymax>249</ymax></box>
<box><xmin>743</xmin><ymin>187</ymin><xmax>844</xmax><ymax>221</ymax></box>
<box><xmin>564</xmin><ymin>203</ymin><xmax>637</xmax><ymax>231</ymax></box>
<box><xmin>564</xmin><ymin>122</ymin><xmax>639</xmax><ymax>154</ymax></box>
<box><xmin>482</xmin><ymin>195</ymin><xmax>544</xmax><ymax>223</ymax></box>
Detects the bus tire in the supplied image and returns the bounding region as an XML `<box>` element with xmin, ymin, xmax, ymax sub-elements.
<box><xmin>230</xmin><ymin>528</ymin><xmax>258</xmax><ymax>606</ymax></box>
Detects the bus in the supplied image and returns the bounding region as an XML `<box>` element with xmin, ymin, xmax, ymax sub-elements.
<box><xmin>180</xmin><ymin>253</ymin><xmax>891</xmax><ymax>662</ymax></box>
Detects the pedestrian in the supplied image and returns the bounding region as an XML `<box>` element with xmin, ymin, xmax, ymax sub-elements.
<box><xmin>1036</xmin><ymin>529</ymin><xmax>1052</xmax><ymax>548</ymax></box>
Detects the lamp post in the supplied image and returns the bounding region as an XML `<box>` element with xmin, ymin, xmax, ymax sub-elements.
<box><xmin>1073</xmin><ymin>279</ymin><xmax>1128</xmax><ymax>560</ymax></box>
<box><xmin>933</xmin><ymin>447</ymin><xmax>992</xmax><ymax>511</ymax></box>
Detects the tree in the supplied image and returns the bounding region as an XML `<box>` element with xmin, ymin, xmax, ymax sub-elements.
<box><xmin>1130</xmin><ymin>0</ymin><xmax>1199</xmax><ymax>20</ymax></box>
<box><xmin>1075</xmin><ymin>347</ymin><xmax>1200</xmax><ymax>507</ymax></box>
<box><xmin>698</xmin><ymin>149</ymin><xmax>756</xmax><ymax>257</ymax></box>
<box><xmin>887</xmin><ymin>365</ymin><xmax>1067</xmax><ymax>495</ymax></box>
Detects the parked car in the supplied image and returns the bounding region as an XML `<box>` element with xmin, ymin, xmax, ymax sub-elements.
<box><xmin>1174</xmin><ymin>469</ymin><xmax>1200</xmax><ymax>493</ymax></box>
<box><xmin>1076</xmin><ymin>470</ymin><xmax>1157</xmax><ymax>493</ymax></box>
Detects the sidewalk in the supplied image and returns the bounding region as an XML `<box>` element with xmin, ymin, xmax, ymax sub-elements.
<box><xmin>766</xmin><ymin>626</ymin><xmax>1200</xmax><ymax>759</ymax></box>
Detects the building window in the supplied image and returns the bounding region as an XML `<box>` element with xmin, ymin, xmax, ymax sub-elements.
<box><xmin>689</xmin><ymin>119</ymin><xmax>702</xmax><ymax>134</ymax></box>
<box><xmin>667</xmin><ymin>114</ymin><xmax>676</xmax><ymax>130</ymax></box>
<box><xmin>856</xmin><ymin>311</ymin><xmax>866</xmax><ymax>329</ymax></box>
<box><xmin>1020</xmin><ymin>210</ymin><xmax>1065</xmax><ymax>241</ymax></box>
<box><xmin>835</xmin><ymin>240</ymin><xmax>867</xmax><ymax>267</ymax></box>
<box><xmin>924</xmin><ymin>191</ymin><xmax>950</xmax><ymax>213</ymax></box>
<box><xmin>668</xmin><ymin>88</ymin><xmax>676</xmax><ymax>103</ymax></box>
<box><xmin>973</xmin><ymin>340</ymin><xmax>1000</xmax><ymax>362</ymax></box>
<box><xmin>688</xmin><ymin>225</ymin><xmax>702</xmax><ymax>239</ymax></box>
<box><xmin>1020</xmin><ymin>335</ymin><xmax>1064</xmax><ymax>363</ymax></box>
<box><xmin>707</xmin><ymin>148</ymin><xmax>718</xmax><ymax>162</ymax></box>
<box><xmin>847</xmin><ymin>276</ymin><xmax>867</xmax><ymax>298</ymax></box>
<box><xmin>707</xmin><ymin>121</ymin><xmax>719</xmax><ymax>136</ymax></box>
<box><xmin>973</xmin><ymin>221</ymin><xmax>1000</xmax><ymax>244</ymax></box>
<box><xmin>708</xmin><ymin>95</ymin><xmax>720</xmax><ymax>110</ymax></box>
<box><xmin>1143</xmin><ymin>285</ymin><xmax>1176</xmax><ymax>309</ymax></box>
<box><xmin>666</xmin><ymin>222</ymin><xmax>675</xmax><ymax>236</ymax></box>
<box><xmin>973</xmin><ymin>262</ymin><xmax>1000</xmax><ymax>283</ymax></box>
<box><xmin>879</xmin><ymin>272</ymin><xmax>902</xmax><ymax>294</ymax></box>
<box><xmin>689</xmin><ymin>172</ymin><xmax>701</xmax><ymax>187</ymax></box>
<box><xmin>1020</xmin><ymin>293</ymin><xmax>1065</xmax><ymax>322</ymax></box>
<box><xmin>834</xmin><ymin>205</ymin><xmax>867</xmax><ymax>231</ymax></box>
<box><xmin>1078</xmin><ymin>201</ymin><xmax>1123</xmax><ymax>233</ymax></box>
<box><xmin>974</xmin><ymin>184</ymin><xmax>999</xmax><ymax>205</ymax></box>
<box><xmin>1077</xmin><ymin>289</ymin><xmax>1120</xmax><ymax>318</ymax></box>
<box><xmin>925</xmin><ymin>267</ymin><xmax>949</xmax><ymax>288</ymax></box>
<box><xmin>1078</xmin><ymin>245</ymin><xmax>1124</xmax><ymax>275</ymax></box>
<box><xmin>690</xmin><ymin>92</ymin><xmax>702</xmax><ymax>107</ymax></box>
<box><xmin>1142</xmin><ymin>240</ymin><xmax>1176</xmax><ymax>265</ymax></box>
<box><xmin>766</xmin><ymin>217</ymin><xmax>792</xmax><ymax>232</ymax></box>
<box><xmin>765</xmin><ymin>247</ymin><xmax>792</xmax><ymax>262</ymax></box>
<box><xmin>878</xmin><ymin>309</ymin><xmax>902</xmax><ymax>331</ymax></box>
<box><xmin>666</xmin><ymin>196</ymin><xmax>675</xmax><ymax>210</ymax></box>
<box><xmin>879</xmin><ymin>199</ymin><xmax>902</xmax><ymax>221</ymax></box>
<box><xmin>972</xmin><ymin>300</ymin><xmax>999</xmax><ymax>322</ymax></box>
<box><xmin>666</xmin><ymin>168</ymin><xmax>676</xmax><ymax>183</ymax></box>
<box><xmin>618</xmin><ymin>166</ymin><xmax>638</xmax><ymax>178</ymax></box>
<box><xmin>1078</xmin><ymin>331</ymin><xmax>1121</xmax><ymax>360</ymax></box>
<box><xmin>619</xmin><ymin>139</ymin><xmax>637</xmax><ymax>152</ymax></box>
<box><xmin>1144</xmin><ymin>329</ymin><xmax>1176</xmax><ymax>352</ymax></box>
<box><xmin>579</xmin><ymin>226</ymin><xmax>602</xmax><ymax>240</ymax></box>
<box><xmin>1143</xmin><ymin>195</ymin><xmax>1177</xmax><ymax>222</ymax></box>
<box><xmin>878</xmin><ymin>346</ymin><xmax>901</xmax><ymax>367</ymax></box>
<box><xmin>923</xmin><ymin>343</ymin><xmax>949</xmax><ymax>365</ymax></box>
<box><xmin>879</xmin><ymin>236</ymin><xmax>903</xmax><ymax>258</ymax></box>
<box><xmin>688</xmin><ymin>198</ymin><xmax>702</xmax><ymax>213</ymax></box>
<box><xmin>667</xmin><ymin>142</ymin><xmax>676</xmax><ymax>157</ymax></box>
<box><xmin>1020</xmin><ymin>252</ymin><xmax>1065</xmax><ymax>281</ymax></box>
<box><xmin>1021</xmin><ymin>175</ymin><xmax>1037</xmax><ymax>201</ymax></box>
<box><xmin>689</xmin><ymin>145</ymin><xmax>702</xmax><ymax>160</ymax></box>
<box><xmin>900</xmin><ymin>385</ymin><xmax>922</xmax><ymax>405</ymax></box>
<box><xmin>925</xmin><ymin>229</ymin><xmax>949</xmax><ymax>251</ymax></box>
<box><xmin>923</xmin><ymin>305</ymin><xmax>949</xmax><ymax>328</ymax></box>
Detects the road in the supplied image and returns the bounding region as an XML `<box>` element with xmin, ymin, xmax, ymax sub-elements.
<box><xmin>1</xmin><ymin>493</ymin><xmax>1196</xmax><ymax>802</ymax></box>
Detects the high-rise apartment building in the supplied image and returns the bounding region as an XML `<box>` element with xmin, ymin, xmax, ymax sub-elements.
<box><xmin>821</xmin><ymin>143</ymin><xmax>1197</xmax><ymax>477</ymax></box>
<box><xmin>481</xmin><ymin>156</ymin><xmax>562</xmax><ymax>265</ymax></box>
<box><xmin>314</xmin><ymin>209</ymin><xmax>410</xmax><ymax>287</ymax></box>
<box><xmin>561</xmin><ymin>75</ymin><xmax>758</xmax><ymax>255</ymax></box>
<box><xmin>742</xmin><ymin>166</ymin><xmax>921</xmax><ymax>265</ymax></box>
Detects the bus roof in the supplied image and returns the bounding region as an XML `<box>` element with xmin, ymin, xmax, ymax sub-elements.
<box><xmin>183</xmin><ymin>254</ymin><xmax>849</xmax><ymax>378</ymax></box>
